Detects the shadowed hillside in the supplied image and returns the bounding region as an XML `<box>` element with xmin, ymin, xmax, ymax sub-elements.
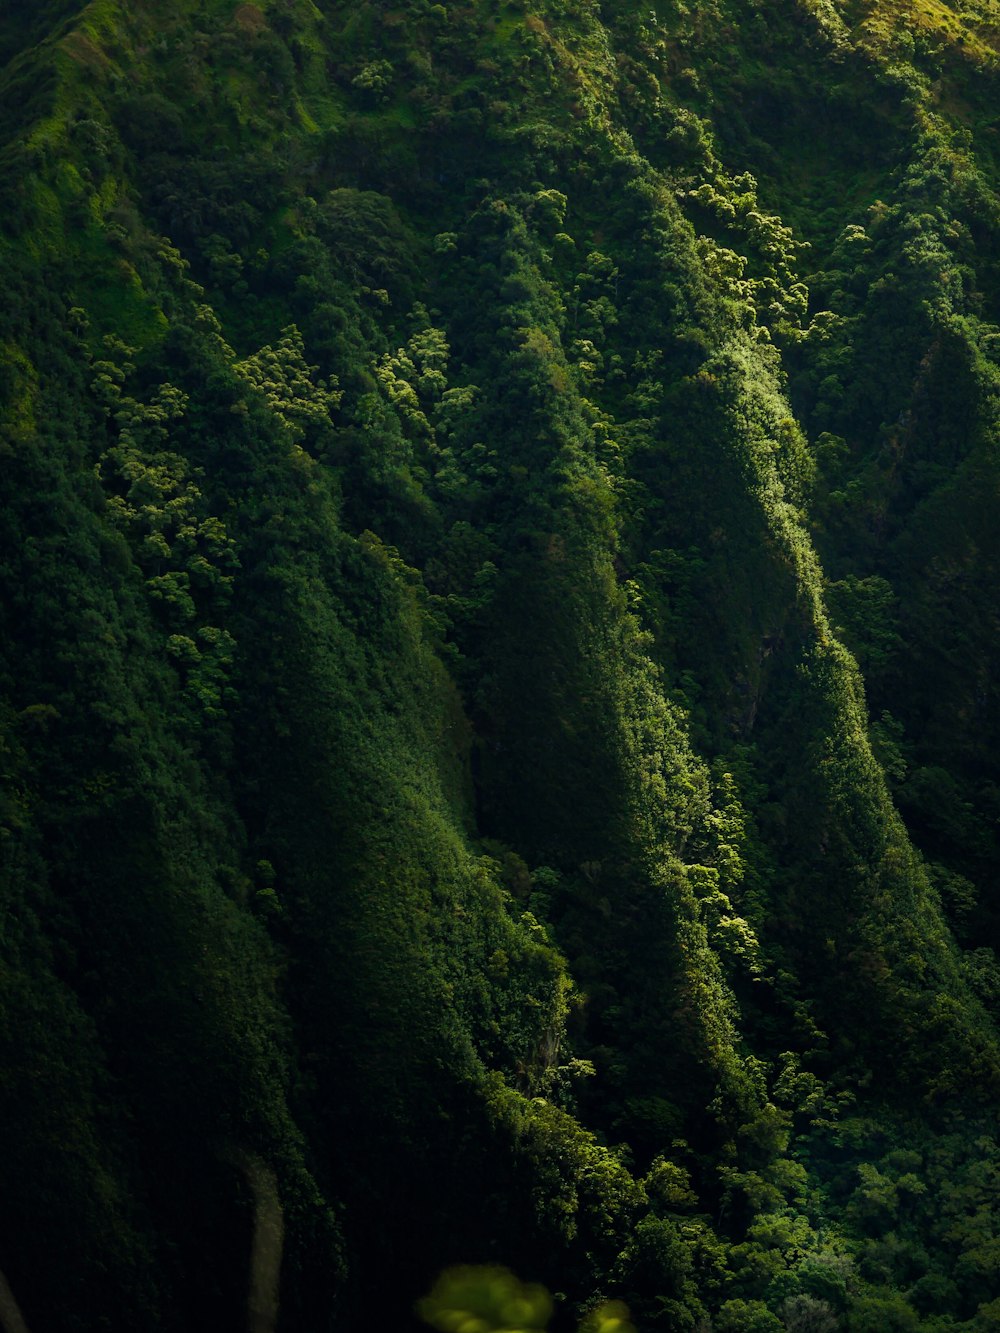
<box><xmin>3</xmin><ymin>0</ymin><xmax>1000</xmax><ymax>1329</ymax></box>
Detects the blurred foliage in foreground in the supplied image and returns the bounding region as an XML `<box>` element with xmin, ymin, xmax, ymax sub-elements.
<box><xmin>419</xmin><ymin>1267</ymin><xmax>633</xmax><ymax>1333</ymax></box>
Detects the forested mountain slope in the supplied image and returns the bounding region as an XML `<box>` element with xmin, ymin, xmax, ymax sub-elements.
<box><xmin>3</xmin><ymin>0</ymin><xmax>1000</xmax><ymax>1329</ymax></box>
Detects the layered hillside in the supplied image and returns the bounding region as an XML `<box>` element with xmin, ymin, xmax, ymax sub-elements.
<box><xmin>3</xmin><ymin>0</ymin><xmax>1000</xmax><ymax>1329</ymax></box>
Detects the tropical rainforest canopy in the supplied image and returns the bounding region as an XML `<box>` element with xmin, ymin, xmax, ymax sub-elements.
<box><xmin>3</xmin><ymin>0</ymin><xmax>1000</xmax><ymax>1328</ymax></box>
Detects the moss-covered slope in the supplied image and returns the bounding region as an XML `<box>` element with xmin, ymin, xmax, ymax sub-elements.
<box><xmin>3</xmin><ymin>0</ymin><xmax>1000</xmax><ymax>1329</ymax></box>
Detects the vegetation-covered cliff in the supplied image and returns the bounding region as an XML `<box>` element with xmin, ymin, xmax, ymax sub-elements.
<box><xmin>3</xmin><ymin>0</ymin><xmax>1000</xmax><ymax>1328</ymax></box>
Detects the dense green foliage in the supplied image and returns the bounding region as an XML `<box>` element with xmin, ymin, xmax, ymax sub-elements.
<box><xmin>3</xmin><ymin>0</ymin><xmax>1000</xmax><ymax>1329</ymax></box>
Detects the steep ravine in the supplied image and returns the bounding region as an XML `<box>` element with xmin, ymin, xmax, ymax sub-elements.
<box><xmin>2</xmin><ymin>0</ymin><xmax>1000</xmax><ymax>1329</ymax></box>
